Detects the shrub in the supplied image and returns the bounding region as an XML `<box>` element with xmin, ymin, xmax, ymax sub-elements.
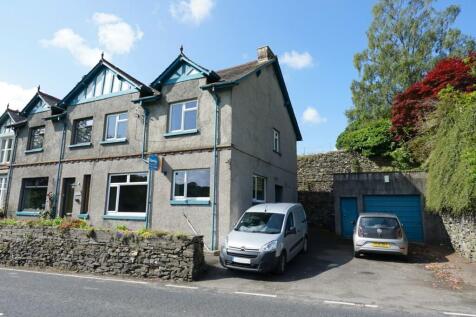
<box><xmin>389</xmin><ymin>145</ymin><xmax>416</xmax><ymax>170</ymax></box>
<box><xmin>391</xmin><ymin>53</ymin><xmax>476</xmax><ymax>141</ymax></box>
<box><xmin>116</xmin><ymin>224</ymin><xmax>129</xmax><ymax>231</ymax></box>
<box><xmin>336</xmin><ymin>118</ymin><xmax>394</xmax><ymax>157</ymax></box>
<box><xmin>426</xmin><ymin>90</ymin><xmax>476</xmax><ymax>214</ymax></box>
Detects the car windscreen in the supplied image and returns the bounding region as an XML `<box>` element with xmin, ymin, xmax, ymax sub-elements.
<box><xmin>235</xmin><ymin>212</ymin><xmax>284</xmax><ymax>234</ymax></box>
<box><xmin>359</xmin><ymin>217</ymin><xmax>401</xmax><ymax>239</ymax></box>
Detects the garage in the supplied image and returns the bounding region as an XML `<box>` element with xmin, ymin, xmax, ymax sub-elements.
<box><xmin>363</xmin><ymin>195</ymin><xmax>423</xmax><ymax>242</ymax></box>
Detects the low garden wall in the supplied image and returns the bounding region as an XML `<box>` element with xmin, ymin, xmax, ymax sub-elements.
<box><xmin>442</xmin><ymin>213</ymin><xmax>476</xmax><ymax>262</ymax></box>
<box><xmin>0</xmin><ymin>224</ymin><xmax>205</xmax><ymax>281</ymax></box>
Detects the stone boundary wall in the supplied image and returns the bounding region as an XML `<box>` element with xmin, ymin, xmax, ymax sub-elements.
<box><xmin>298</xmin><ymin>151</ymin><xmax>383</xmax><ymax>229</ymax></box>
<box><xmin>442</xmin><ymin>213</ymin><xmax>476</xmax><ymax>262</ymax></box>
<box><xmin>0</xmin><ymin>226</ymin><xmax>205</xmax><ymax>281</ymax></box>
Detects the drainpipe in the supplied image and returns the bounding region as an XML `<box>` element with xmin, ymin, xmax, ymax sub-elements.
<box><xmin>138</xmin><ymin>102</ymin><xmax>152</xmax><ymax>229</ymax></box>
<box><xmin>54</xmin><ymin>120</ymin><xmax>67</xmax><ymax>217</ymax></box>
<box><xmin>210</xmin><ymin>86</ymin><xmax>220</xmax><ymax>251</ymax></box>
<box><xmin>4</xmin><ymin>129</ymin><xmax>19</xmax><ymax>215</ymax></box>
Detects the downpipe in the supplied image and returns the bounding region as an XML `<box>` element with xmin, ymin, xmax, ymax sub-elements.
<box><xmin>210</xmin><ymin>87</ymin><xmax>220</xmax><ymax>251</ymax></box>
<box><xmin>138</xmin><ymin>103</ymin><xmax>152</xmax><ymax>229</ymax></box>
<box><xmin>3</xmin><ymin>130</ymin><xmax>19</xmax><ymax>214</ymax></box>
<box><xmin>54</xmin><ymin>120</ymin><xmax>67</xmax><ymax>217</ymax></box>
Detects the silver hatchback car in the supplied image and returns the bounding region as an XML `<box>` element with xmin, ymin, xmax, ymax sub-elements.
<box><xmin>353</xmin><ymin>213</ymin><xmax>408</xmax><ymax>257</ymax></box>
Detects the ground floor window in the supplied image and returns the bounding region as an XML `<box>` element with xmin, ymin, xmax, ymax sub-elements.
<box><xmin>20</xmin><ymin>177</ymin><xmax>48</xmax><ymax>211</ymax></box>
<box><xmin>106</xmin><ymin>173</ymin><xmax>147</xmax><ymax>215</ymax></box>
<box><xmin>252</xmin><ymin>175</ymin><xmax>266</xmax><ymax>203</ymax></box>
<box><xmin>172</xmin><ymin>169</ymin><xmax>210</xmax><ymax>200</ymax></box>
<box><xmin>0</xmin><ymin>175</ymin><xmax>7</xmax><ymax>208</ymax></box>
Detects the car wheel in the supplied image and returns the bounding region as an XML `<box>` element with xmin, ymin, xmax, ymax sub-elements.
<box><xmin>275</xmin><ymin>252</ymin><xmax>287</xmax><ymax>275</ymax></box>
<box><xmin>302</xmin><ymin>236</ymin><xmax>309</xmax><ymax>254</ymax></box>
<box><xmin>354</xmin><ymin>251</ymin><xmax>360</xmax><ymax>258</ymax></box>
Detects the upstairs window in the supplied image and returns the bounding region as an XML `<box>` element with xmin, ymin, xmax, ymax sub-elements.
<box><xmin>252</xmin><ymin>175</ymin><xmax>266</xmax><ymax>203</ymax></box>
<box><xmin>173</xmin><ymin>169</ymin><xmax>210</xmax><ymax>200</ymax></box>
<box><xmin>273</xmin><ymin>129</ymin><xmax>280</xmax><ymax>153</ymax></box>
<box><xmin>28</xmin><ymin>126</ymin><xmax>45</xmax><ymax>150</ymax></box>
<box><xmin>105</xmin><ymin>112</ymin><xmax>127</xmax><ymax>141</ymax></box>
<box><xmin>0</xmin><ymin>138</ymin><xmax>13</xmax><ymax>163</ymax></box>
<box><xmin>0</xmin><ymin>119</ymin><xmax>13</xmax><ymax>135</ymax></box>
<box><xmin>169</xmin><ymin>100</ymin><xmax>198</xmax><ymax>133</ymax></box>
<box><xmin>72</xmin><ymin>117</ymin><xmax>93</xmax><ymax>145</ymax></box>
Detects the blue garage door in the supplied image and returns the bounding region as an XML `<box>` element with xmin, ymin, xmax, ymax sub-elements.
<box><xmin>341</xmin><ymin>197</ymin><xmax>358</xmax><ymax>238</ymax></box>
<box><xmin>363</xmin><ymin>195</ymin><xmax>423</xmax><ymax>242</ymax></box>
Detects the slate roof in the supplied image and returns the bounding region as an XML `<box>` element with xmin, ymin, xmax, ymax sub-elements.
<box><xmin>215</xmin><ymin>60</ymin><xmax>261</xmax><ymax>83</ymax></box>
<box><xmin>6</xmin><ymin>109</ymin><xmax>24</xmax><ymax>123</ymax></box>
<box><xmin>38</xmin><ymin>91</ymin><xmax>60</xmax><ymax>107</ymax></box>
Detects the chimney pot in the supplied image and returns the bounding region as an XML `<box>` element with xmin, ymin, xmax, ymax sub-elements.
<box><xmin>257</xmin><ymin>46</ymin><xmax>275</xmax><ymax>62</ymax></box>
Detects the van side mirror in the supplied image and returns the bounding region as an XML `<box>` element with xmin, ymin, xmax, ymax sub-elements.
<box><xmin>286</xmin><ymin>226</ymin><xmax>296</xmax><ymax>236</ymax></box>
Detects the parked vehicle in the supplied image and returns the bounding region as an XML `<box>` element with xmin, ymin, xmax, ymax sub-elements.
<box><xmin>219</xmin><ymin>203</ymin><xmax>308</xmax><ymax>274</ymax></box>
<box><xmin>353</xmin><ymin>213</ymin><xmax>408</xmax><ymax>257</ymax></box>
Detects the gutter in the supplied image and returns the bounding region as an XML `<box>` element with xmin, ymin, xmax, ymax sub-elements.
<box><xmin>3</xmin><ymin>129</ymin><xmax>19</xmax><ymax>214</ymax></box>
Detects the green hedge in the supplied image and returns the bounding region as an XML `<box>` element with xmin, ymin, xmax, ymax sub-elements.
<box><xmin>426</xmin><ymin>90</ymin><xmax>476</xmax><ymax>214</ymax></box>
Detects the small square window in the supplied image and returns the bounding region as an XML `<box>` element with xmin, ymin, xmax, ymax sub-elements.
<box><xmin>72</xmin><ymin>117</ymin><xmax>93</xmax><ymax>145</ymax></box>
<box><xmin>28</xmin><ymin>126</ymin><xmax>45</xmax><ymax>150</ymax></box>
<box><xmin>105</xmin><ymin>112</ymin><xmax>128</xmax><ymax>141</ymax></box>
<box><xmin>169</xmin><ymin>100</ymin><xmax>198</xmax><ymax>133</ymax></box>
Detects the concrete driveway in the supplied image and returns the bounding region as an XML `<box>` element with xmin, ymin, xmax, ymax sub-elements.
<box><xmin>193</xmin><ymin>228</ymin><xmax>476</xmax><ymax>315</ymax></box>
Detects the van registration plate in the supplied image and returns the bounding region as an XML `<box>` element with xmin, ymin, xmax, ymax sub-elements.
<box><xmin>233</xmin><ymin>257</ymin><xmax>251</xmax><ymax>264</ymax></box>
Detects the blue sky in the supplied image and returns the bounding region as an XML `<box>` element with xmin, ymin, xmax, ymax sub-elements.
<box><xmin>0</xmin><ymin>0</ymin><xmax>475</xmax><ymax>154</ymax></box>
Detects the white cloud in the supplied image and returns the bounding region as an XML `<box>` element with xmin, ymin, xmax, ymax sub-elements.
<box><xmin>280</xmin><ymin>50</ymin><xmax>314</xmax><ymax>69</ymax></box>
<box><xmin>170</xmin><ymin>0</ymin><xmax>214</xmax><ymax>25</ymax></box>
<box><xmin>0</xmin><ymin>81</ymin><xmax>36</xmax><ymax>112</ymax></box>
<box><xmin>93</xmin><ymin>13</ymin><xmax>143</xmax><ymax>55</ymax></box>
<box><xmin>41</xmin><ymin>28</ymin><xmax>102</xmax><ymax>67</ymax></box>
<box><xmin>41</xmin><ymin>13</ymin><xmax>143</xmax><ymax>67</ymax></box>
<box><xmin>302</xmin><ymin>107</ymin><xmax>327</xmax><ymax>125</ymax></box>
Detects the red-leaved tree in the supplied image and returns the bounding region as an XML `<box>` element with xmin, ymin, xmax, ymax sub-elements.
<box><xmin>391</xmin><ymin>53</ymin><xmax>476</xmax><ymax>141</ymax></box>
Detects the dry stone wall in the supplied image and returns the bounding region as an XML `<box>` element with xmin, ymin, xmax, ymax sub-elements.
<box><xmin>298</xmin><ymin>151</ymin><xmax>382</xmax><ymax>229</ymax></box>
<box><xmin>0</xmin><ymin>226</ymin><xmax>205</xmax><ymax>281</ymax></box>
<box><xmin>442</xmin><ymin>213</ymin><xmax>476</xmax><ymax>262</ymax></box>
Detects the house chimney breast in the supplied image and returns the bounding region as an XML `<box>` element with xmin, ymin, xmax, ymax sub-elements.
<box><xmin>257</xmin><ymin>46</ymin><xmax>275</xmax><ymax>62</ymax></box>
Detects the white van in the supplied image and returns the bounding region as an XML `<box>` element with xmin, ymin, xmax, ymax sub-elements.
<box><xmin>219</xmin><ymin>203</ymin><xmax>308</xmax><ymax>274</ymax></box>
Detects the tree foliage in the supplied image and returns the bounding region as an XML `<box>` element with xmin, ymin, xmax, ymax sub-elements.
<box><xmin>336</xmin><ymin>119</ymin><xmax>393</xmax><ymax>157</ymax></box>
<box><xmin>348</xmin><ymin>0</ymin><xmax>475</xmax><ymax>123</ymax></box>
<box><xmin>391</xmin><ymin>53</ymin><xmax>476</xmax><ymax>141</ymax></box>
<box><xmin>426</xmin><ymin>90</ymin><xmax>476</xmax><ymax>214</ymax></box>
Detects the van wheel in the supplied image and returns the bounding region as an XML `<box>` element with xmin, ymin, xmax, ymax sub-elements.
<box><xmin>354</xmin><ymin>251</ymin><xmax>360</xmax><ymax>258</ymax></box>
<box><xmin>275</xmin><ymin>252</ymin><xmax>287</xmax><ymax>275</ymax></box>
<box><xmin>302</xmin><ymin>236</ymin><xmax>309</xmax><ymax>254</ymax></box>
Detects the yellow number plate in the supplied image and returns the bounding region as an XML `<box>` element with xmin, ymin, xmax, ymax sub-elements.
<box><xmin>371</xmin><ymin>242</ymin><xmax>390</xmax><ymax>248</ymax></box>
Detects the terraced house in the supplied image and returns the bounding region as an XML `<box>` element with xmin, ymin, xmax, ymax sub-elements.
<box><xmin>4</xmin><ymin>46</ymin><xmax>301</xmax><ymax>249</ymax></box>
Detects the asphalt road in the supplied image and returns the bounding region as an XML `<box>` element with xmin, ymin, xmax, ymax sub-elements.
<box><xmin>0</xmin><ymin>268</ymin><xmax>451</xmax><ymax>317</ymax></box>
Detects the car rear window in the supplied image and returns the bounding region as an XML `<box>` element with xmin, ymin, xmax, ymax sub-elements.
<box><xmin>360</xmin><ymin>217</ymin><xmax>399</xmax><ymax>229</ymax></box>
<box><xmin>359</xmin><ymin>217</ymin><xmax>401</xmax><ymax>239</ymax></box>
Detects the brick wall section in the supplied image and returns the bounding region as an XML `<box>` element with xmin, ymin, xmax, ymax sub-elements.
<box><xmin>0</xmin><ymin>227</ymin><xmax>205</xmax><ymax>281</ymax></box>
<box><xmin>442</xmin><ymin>213</ymin><xmax>476</xmax><ymax>262</ymax></box>
<box><xmin>297</xmin><ymin>151</ymin><xmax>382</xmax><ymax>229</ymax></box>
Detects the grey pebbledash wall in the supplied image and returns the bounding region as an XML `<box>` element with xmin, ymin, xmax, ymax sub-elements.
<box><xmin>441</xmin><ymin>213</ymin><xmax>476</xmax><ymax>262</ymax></box>
<box><xmin>0</xmin><ymin>226</ymin><xmax>205</xmax><ymax>281</ymax></box>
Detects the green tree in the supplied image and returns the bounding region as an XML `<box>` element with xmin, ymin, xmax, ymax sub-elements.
<box><xmin>348</xmin><ymin>0</ymin><xmax>475</xmax><ymax>122</ymax></box>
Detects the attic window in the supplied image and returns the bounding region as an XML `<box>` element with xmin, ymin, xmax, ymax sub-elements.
<box><xmin>72</xmin><ymin>68</ymin><xmax>134</xmax><ymax>105</ymax></box>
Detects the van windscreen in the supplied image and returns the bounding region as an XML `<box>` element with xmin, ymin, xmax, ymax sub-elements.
<box><xmin>235</xmin><ymin>212</ymin><xmax>284</xmax><ymax>234</ymax></box>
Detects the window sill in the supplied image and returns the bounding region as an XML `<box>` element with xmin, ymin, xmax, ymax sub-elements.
<box><xmin>25</xmin><ymin>148</ymin><xmax>43</xmax><ymax>154</ymax></box>
<box><xmin>16</xmin><ymin>211</ymin><xmax>40</xmax><ymax>217</ymax></box>
<box><xmin>103</xmin><ymin>214</ymin><xmax>145</xmax><ymax>221</ymax></box>
<box><xmin>100</xmin><ymin>138</ymin><xmax>127</xmax><ymax>145</ymax></box>
<box><xmin>170</xmin><ymin>199</ymin><xmax>210</xmax><ymax>206</ymax></box>
<box><xmin>69</xmin><ymin>142</ymin><xmax>92</xmax><ymax>149</ymax></box>
<box><xmin>77</xmin><ymin>214</ymin><xmax>89</xmax><ymax>220</ymax></box>
<box><xmin>164</xmin><ymin>129</ymin><xmax>198</xmax><ymax>138</ymax></box>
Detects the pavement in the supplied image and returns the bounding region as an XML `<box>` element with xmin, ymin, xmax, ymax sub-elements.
<box><xmin>0</xmin><ymin>267</ymin><xmax>456</xmax><ymax>317</ymax></box>
<box><xmin>193</xmin><ymin>228</ymin><xmax>476</xmax><ymax>316</ymax></box>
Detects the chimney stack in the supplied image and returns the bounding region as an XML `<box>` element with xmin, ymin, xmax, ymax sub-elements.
<box><xmin>257</xmin><ymin>46</ymin><xmax>275</xmax><ymax>63</ymax></box>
